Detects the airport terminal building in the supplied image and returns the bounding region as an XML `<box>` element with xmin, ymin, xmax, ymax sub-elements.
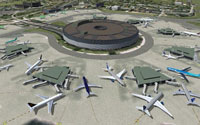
<box><xmin>63</xmin><ymin>19</ymin><xmax>139</xmax><ymax>50</ymax></box>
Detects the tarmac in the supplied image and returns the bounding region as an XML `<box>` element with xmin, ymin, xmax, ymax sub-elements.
<box><xmin>0</xmin><ymin>9</ymin><xmax>200</xmax><ymax>125</ymax></box>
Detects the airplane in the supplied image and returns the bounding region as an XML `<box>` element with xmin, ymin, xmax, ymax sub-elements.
<box><xmin>17</xmin><ymin>40</ymin><xmax>31</xmax><ymax>45</ymax></box>
<box><xmin>25</xmin><ymin>54</ymin><xmax>47</xmax><ymax>75</ymax></box>
<box><xmin>0</xmin><ymin>64</ymin><xmax>13</xmax><ymax>72</ymax></box>
<box><xmin>173</xmin><ymin>83</ymin><xmax>200</xmax><ymax>107</ymax></box>
<box><xmin>74</xmin><ymin>76</ymin><xmax>102</xmax><ymax>97</ymax></box>
<box><xmin>167</xmin><ymin>66</ymin><xmax>200</xmax><ymax>83</ymax></box>
<box><xmin>5</xmin><ymin>37</ymin><xmax>17</xmax><ymax>44</ymax></box>
<box><xmin>132</xmin><ymin>92</ymin><xmax>173</xmax><ymax>118</ymax></box>
<box><xmin>162</xmin><ymin>51</ymin><xmax>184</xmax><ymax>60</ymax></box>
<box><xmin>139</xmin><ymin>17</ymin><xmax>154</xmax><ymax>22</ymax></box>
<box><xmin>98</xmin><ymin>63</ymin><xmax>126</xmax><ymax>86</ymax></box>
<box><xmin>144</xmin><ymin>22</ymin><xmax>150</xmax><ymax>28</ymax></box>
<box><xmin>27</xmin><ymin>93</ymin><xmax>63</xmax><ymax>115</ymax></box>
<box><xmin>182</xmin><ymin>31</ymin><xmax>200</xmax><ymax>37</ymax></box>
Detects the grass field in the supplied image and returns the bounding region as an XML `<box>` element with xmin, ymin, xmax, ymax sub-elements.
<box><xmin>51</xmin><ymin>21</ymin><xmax>67</xmax><ymax>27</ymax></box>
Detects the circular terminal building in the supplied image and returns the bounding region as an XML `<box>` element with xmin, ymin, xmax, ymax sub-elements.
<box><xmin>63</xmin><ymin>19</ymin><xmax>139</xmax><ymax>50</ymax></box>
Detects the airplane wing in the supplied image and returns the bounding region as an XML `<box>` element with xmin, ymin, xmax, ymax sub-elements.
<box><xmin>25</xmin><ymin>62</ymin><xmax>32</xmax><ymax>68</ymax></box>
<box><xmin>74</xmin><ymin>83</ymin><xmax>102</xmax><ymax>92</ymax></box>
<box><xmin>182</xmin><ymin>67</ymin><xmax>191</xmax><ymax>72</ymax></box>
<box><xmin>36</xmin><ymin>94</ymin><xmax>49</xmax><ymax>100</ymax></box>
<box><xmin>34</xmin><ymin>66</ymin><xmax>49</xmax><ymax>70</ymax></box>
<box><xmin>173</xmin><ymin>89</ymin><xmax>200</xmax><ymax>98</ymax></box>
<box><xmin>180</xmin><ymin>73</ymin><xmax>189</xmax><ymax>83</ymax></box>
<box><xmin>154</xmin><ymin>101</ymin><xmax>173</xmax><ymax>118</ymax></box>
<box><xmin>73</xmin><ymin>84</ymin><xmax>85</xmax><ymax>92</ymax></box>
<box><xmin>116</xmin><ymin>69</ymin><xmax>126</xmax><ymax>78</ymax></box>
<box><xmin>173</xmin><ymin>89</ymin><xmax>185</xmax><ymax>95</ymax></box>
<box><xmin>98</xmin><ymin>76</ymin><xmax>115</xmax><ymax>80</ymax></box>
<box><xmin>47</xmin><ymin>100</ymin><xmax>53</xmax><ymax>114</ymax></box>
<box><xmin>189</xmin><ymin>92</ymin><xmax>200</xmax><ymax>98</ymax></box>
<box><xmin>132</xmin><ymin>93</ymin><xmax>152</xmax><ymax>102</ymax></box>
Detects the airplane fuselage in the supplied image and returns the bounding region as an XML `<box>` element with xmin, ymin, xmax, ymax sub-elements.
<box><xmin>181</xmin><ymin>83</ymin><xmax>192</xmax><ymax>101</ymax></box>
<box><xmin>83</xmin><ymin>77</ymin><xmax>90</xmax><ymax>94</ymax></box>
<box><xmin>0</xmin><ymin>64</ymin><xmax>13</xmax><ymax>71</ymax></box>
<box><xmin>31</xmin><ymin>93</ymin><xmax>62</xmax><ymax>110</ymax></box>
<box><xmin>167</xmin><ymin>67</ymin><xmax>200</xmax><ymax>77</ymax></box>
<box><xmin>107</xmin><ymin>69</ymin><xmax>125</xmax><ymax>86</ymax></box>
<box><xmin>145</xmin><ymin>92</ymin><xmax>163</xmax><ymax>111</ymax></box>
<box><xmin>183</xmin><ymin>31</ymin><xmax>200</xmax><ymax>37</ymax></box>
<box><xmin>25</xmin><ymin>60</ymin><xmax>42</xmax><ymax>75</ymax></box>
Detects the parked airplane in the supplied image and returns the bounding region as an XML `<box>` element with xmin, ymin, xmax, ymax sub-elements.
<box><xmin>132</xmin><ymin>92</ymin><xmax>173</xmax><ymax>118</ymax></box>
<box><xmin>173</xmin><ymin>83</ymin><xmax>200</xmax><ymax>107</ymax></box>
<box><xmin>74</xmin><ymin>76</ymin><xmax>102</xmax><ymax>97</ymax></box>
<box><xmin>17</xmin><ymin>40</ymin><xmax>31</xmax><ymax>45</ymax></box>
<box><xmin>182</xmin><ymin>31</ymin><xmax>200</xmax><ymax>37</ymax></box>
<box><xmin>27</xmin><ymin>93</ymin><xmax>63</xmax><ymax>115</ymax></box>
<box><xmin>162</xmin><ymin>51</ymin><xmax>184</xmax><ymax>60</ymax></box>
<box><xmin>25</xmin><ymin>54</ymin><xmax>47</xmax><ymax>75</ymax></box>
<box><xmin>0</xmin><ymin>64</ymin><xmax>13</xmax><ymax>72</ymax></box>
<box><xmin>167</xmin><ymin>67</ymin><xmax>200</xmax><ymax>82</ymax></box>
<box><xmin>99</xmin><ymin>63</ymin><xmax>126</xmax><ymax>86</ymax></box>
<box><xmin>139</xmin><ymin>17</ymin><xmax>154</xmax><ymax>22</ymax></box>
<box><xmin>5</xmin><ymin>37</ymin><xmax>17</xmax><ymax>44</ymax></box>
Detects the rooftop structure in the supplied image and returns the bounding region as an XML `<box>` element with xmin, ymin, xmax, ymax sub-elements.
<box><xmin>93</xmin><ymin>14</ymin><xmax>107</xmax><ymax>20</ymax></box>
<box><xmin>158</xmin><ymin>28</ymin><xmax>180</xmax><ymax>35</ymax></box>
<box><xmin>164</xmin><ymin>46</ymin><xmax>194</xmax><ymax>60</ymax></box>
<box><xmin>126</xmin><ymin>19</ymin><xmax>142</xmax><ymax>24</ymax></box>
<box><xmin>23</xmin><ymin>66</ymin><xmax>78</xmax><ymax>93</ymax></box>
<box><xmin>63</xmin><ymin>19</ymin><xmax>139</xmax><ymax>50</ymax></box>
<box><xmin>132</xmin><ymin>66</ymin><xmax>171</xmax><ymax>87</ymax></box>
<box><xmin>33</xmin><ymin>66</ymin><xmax>70</xmax><ymax>86</ymax></box>
<box><xmin>1</xmin><ymin>44</ymin><xmax>33</xmax><ymax>60</ymax></box>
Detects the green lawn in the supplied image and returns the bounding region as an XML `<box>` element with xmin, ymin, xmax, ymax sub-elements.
<box><xmin>187</xmin><ymin>21</ymin><xmax>200</xmax><ymax>27</ymax></box>
<box><xmin>51</xmin><ymin>21</ymin><xmax>67</xmax><ymax>27</ymax></box>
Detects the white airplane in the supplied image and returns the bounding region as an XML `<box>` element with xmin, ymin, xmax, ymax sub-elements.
<box><xmin>27</xmin><ymin>93</ymin><xmax>63</xmax><ymax>115</ymax></box>
<box><xmin>74</xmin><ymin>76</ymin><xmax>102</xmax><ymax>97</ymax></box>
<box><xmin>25</xmin><ymin>54</ymin><xmax>47</xmax><ymax>75</ymax></box>
<box><xmin>182</xmin><ymin>31</ymin><xmax>200</xmax><ymax>37</ymax></box>
<box><xmin>17</xmin><ymin>40</ymin><xmax>31</xmax><ymax>45</ymax></box>
<box><xmin>162</xmin><ymin>51</ymin><xmax>184</xmax><ymax>60</ymax></box>
<box><xmin>140</xmin><ymin>17</ymin><xmax>154</xmax><ymax>22</ymax></box>
<box><xmin>99</xmin><ymin>63</ymin><xmax>126</xmax><ymax>86</ymax></box>
<box><xmin>132</xmin><ymin>92</ymin><xmax>173</xmax><ymax>118</ymax></box>
<box><xmin>0</xmin><ymin>64</ymin><xmax>13</xmax><ymax>72</ymax></box>
<box><xmin>173</xmin><ymin>83</ymin><xmax>200</xmax><ymax>107</ymax></box>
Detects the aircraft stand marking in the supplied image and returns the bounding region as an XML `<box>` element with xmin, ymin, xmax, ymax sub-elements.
<box><xmin>192</xmin><ymin>108</ymin><xmax>200</xmax><ymax>124</ymax></box>
<box><xmin>133</xmin><ymin>114</ymin><xmax>144</xmax><ymax>125</ymax></box>
<box><xmin>89</xmin><ymin>98</ymin><xmax>99</xmax><ymax>123</ymax></box>
<box><xmin>4</xmin><ymin>110</ymin><xmax>30</xmax><ymax>124</ymax></box>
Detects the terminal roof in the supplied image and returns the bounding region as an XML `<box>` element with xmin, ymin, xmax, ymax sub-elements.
<box><xmin>133</xmin><ymin>66</ymin><xmax>170</xmax><ymax>87</ymax></box>
<box><xmin>33</xmin><ymin>66</ymin><xmax>70</xmax><ymax>85</ymax></box>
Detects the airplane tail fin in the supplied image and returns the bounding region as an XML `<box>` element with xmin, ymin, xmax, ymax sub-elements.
<box><xmin>87</xmin><ymin>92</ymin><xmax>97</xmax><ymax>98</ymax></box>
<box><xmin>187</xmin><ymin>98</ymin><xmax>200</xmax><ymax>107</ymax></box>
<box><xmin>103</xmin><ymin>63</ymin><xmax>113</xmax><ymax>71</ymax></box>
<box><xmin>27</xmin><ymin>103</ymin><xmax>36</xmax><ymax>112</ymax></box>
<box><xmin>162</xmin><ymin>51</ymin><xmax>166</xmax><ymax>56</ymax></box>
<box><xmin>39</xmin><ymin>54</ymin><xmax>42</xmax><ymax>60</ymax></box>
<box><xmin>136</xmin><ymin>106</ymin><xmax>151</xmax><ymax>117</ymax></box>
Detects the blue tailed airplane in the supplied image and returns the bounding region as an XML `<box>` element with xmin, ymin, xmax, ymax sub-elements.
<box><xmin>74</xmin><ymin>76</ymin><xmax>102</xmax><ymax>98</ymax></box>
<box><xmin>167</xmin><ymin>67</ymin><xmax>200</xmax><ymax>82</ymax></box>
